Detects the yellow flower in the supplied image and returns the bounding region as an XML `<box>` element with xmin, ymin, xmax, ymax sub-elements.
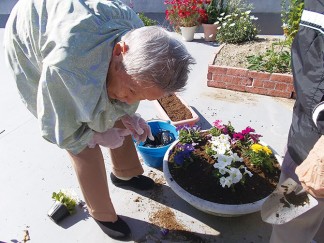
<box><xmin>251</xmin><ymin>144</ymin><xmax>272</xmax><ymax>155</ymax></box>
<box><xmin>251</xmin><ymin>144</ymin><xmax>263</xmax><ymax>153</ymax></box>
<box><xmin>262</xmin><ymin>146</ymin><xmax>272</xmax><ymax>155</ymax></box>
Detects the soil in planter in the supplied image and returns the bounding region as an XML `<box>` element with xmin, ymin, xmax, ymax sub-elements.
<box><xmin>158</xmin><ymin>94</ymin><xmax>193</xmax><ymax>122</ymax></box>
<box><xmin>168</xmin><ymin>133</ymin><xmax>281</xmax><ymax>205</ymax></box>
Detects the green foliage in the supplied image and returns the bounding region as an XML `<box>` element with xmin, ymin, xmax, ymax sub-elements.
<box><xmin>52</xmin><ymin>191</ymin><xmax>77</xmax><ymax>214</ymax></box>
<box><xmin>281</xmin><ymin>0</ymin><xmax>304</xmax><ymax>44</ymax></box>
<box><xmin>247</xmin><ymin>40</ymin><xmax>291</xmax><ymax>73</ymax></box>
<box><xmin>243</xmin><ymin>144</ymin><xmax>274</xmax><ymax>173</ymax></box>
<box><xmin>137</xmin><ymin>13</ymin><xmax>158</xmax><ymax>26</ymax></box>
<box><xmin>215</xmin><ymin>10</ymin><xmax>258</xmax><ymax>44</ymax></box>
<box><xmin>178</xmin><ymin>125</ymin><xmax>203</xmax><ymax>144</ymax></box>
<box><xmin>206</xmin><ymin>0</ymin><xmax>227</xmax><ymax>24</ymax></box>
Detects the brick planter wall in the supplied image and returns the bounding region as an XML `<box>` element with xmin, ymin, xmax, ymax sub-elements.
<box><xmin>207</xmin><ymin>47</ymin><xmax>295</xmax><ymax>99</ymax></box>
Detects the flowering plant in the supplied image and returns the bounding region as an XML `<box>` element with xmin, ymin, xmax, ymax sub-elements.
<box><xmin>215</xmin><ymin>10</ymin><xmax>258</xmax><ymax>43</ymax></box>
<box><xmin>200</xmin><ymin>0</ymin><xmax>228</xmax><ymax>24</ymax></box>
<box><xmin>165</xmin><ymin>0</ymin><xmax>205</xmax><ymax>28</ymax></box>
<box><xmin>170</xmin><ymin>120</ymin><xmax>278</xmax><ymax>190</ymax></box>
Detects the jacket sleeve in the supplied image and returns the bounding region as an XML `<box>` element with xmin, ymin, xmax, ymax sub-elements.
<box><xmin>312</xmin><ymin>101</ymin><xmax>324</xmax><ymax>134</ymax></box>
<box><xmin>37</xmin><ymin>64</ymin><xmax>95</xmax><ymax>154</ymax></box>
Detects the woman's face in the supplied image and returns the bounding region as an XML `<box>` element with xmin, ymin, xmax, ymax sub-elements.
<box><xmin>106</xmin><ymin>67</ymin><xmax>165</xmax><ymax>105</ymax></box>
<box><xmin>106</xmin><ymin>41</ymin><xmax>166</xmax><ymax>105</ymax></box>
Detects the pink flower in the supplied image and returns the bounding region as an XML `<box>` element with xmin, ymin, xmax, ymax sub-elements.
<box><xmin>213</xmin><ymin>120</ymin><xmax>225</xmax><ymax>130</ymax></box>
<box><xmin>241</xmin><ymin>126</ymin><xmax>255</xmax><ymax>135</ymax></box>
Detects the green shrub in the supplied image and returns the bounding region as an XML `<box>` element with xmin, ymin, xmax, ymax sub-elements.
<box><xmin>138</xmin><ymin>13</ymin><xmax>158</xmax><ymax>26</ymax></box>
<box><xmin>247</xmin><ymin>40</ymin><xmax>291</xmax><ymax>73</ymax></box>
<box><xmin>215</xmin><ymin>10</ymin><xmax>258</xmax><ymax>44</ymax></box>
<box><xmin>281</xmin><ymin>0</ymin><xmax>304</xmax><ymax>44</ymax></box>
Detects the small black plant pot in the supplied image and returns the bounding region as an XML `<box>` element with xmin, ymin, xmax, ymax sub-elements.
<box><xmin>48</xmin><ymin>201</ymin><xmax>70</xmax><ymax>223</ymax></box>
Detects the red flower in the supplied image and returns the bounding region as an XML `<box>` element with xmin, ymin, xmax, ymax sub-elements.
<box><xmin>164</xmin><ymin>0</ymin><xmax>205</xmax><ymax>27</ymax></box>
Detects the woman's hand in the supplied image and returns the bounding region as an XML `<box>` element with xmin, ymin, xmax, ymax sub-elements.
<box><xmin>88</xmin><ymin>128</ymin><xmax>132</xmax><ymax>149</ymax></box>
<box><xmin>295</xmin><ymin>136</ymin><xmax>324</xmax><ymax>198</ymax></box>
<box><xmin>120</xmin><ymin>113</ymin><xmax>154</xmax><ymax>143</ymax></box>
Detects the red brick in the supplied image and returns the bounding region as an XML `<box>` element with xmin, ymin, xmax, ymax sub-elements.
<box><xmin>208</xmin><ymin>65</ymin><xmax>228</xmax><ymax>75</ymax></box>
<box><xmin>245</xmin><ymin>86</ymin><xmax>268</xmax><ymax>95</ymax></box>
<box><xmin>253</xmin><ymin>79</ymin><xmax>264</xmax><ymax>88</ymax></box>
<box><xmin>226</xmin><ymin>67</ymin><xmax>249</xmax><ymax>77</ymax></box>
<box><xmin>207</xmin><ymin>81</ymin><xmax>227</xmax><ymax>89</ymax></box>
<box><xmin>263</xmin><ymin>81</ymin><xmax>276</xmax><ymax>89</ymax></box>
<box><xmin>270</xmin><ymin>73</ymin><xmax>293</xmax><ymax>83</ymax></box>
<box><xmin>241</xmin><ymin>77</ymin><xmax>253</xmax><ymax>86</ymax></box>
<box><xmin>248</xmin><ymin>70</ymin><xmax>271</xmax><ymax>80</ymax></box>
<box><xmin>275</xmin><ymin>82</ymin><xmax>288</xmax><ymax>91</ymax></box>
<box><xmin>267</xmin><ymin>89</ymin><xmax>292</xmax><ymax>98</ymax></box>
<box><xmin>223</xmin><ymin>75</ymin><xmax>233</xmax><ymax>83</ymax></box>
<box><xmin>229</xmin><ymin>76</ymin><xmax>242</xmax><ymax>85</ymax></box>
<box><xmin>287</xmin><ymin>83</ymin><xmax>295</xmax><ymax>92</ymax></box>
<box><xmin>212</xmin><ymin>74</ymin><xmax>224</xmax><ymax>81</ymax></box>
<box><xmin>227</xmin><ymin>84</ymin><xmax>246</xmax><ymax>92</ymax></box>
<box><xmin>207</xmin><ymin>72</ymin><xmax>212</xmax><ymax>80</ymax></box>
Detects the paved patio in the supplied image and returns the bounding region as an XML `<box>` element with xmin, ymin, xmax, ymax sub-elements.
<box><xmin>0</xmin><ymin>28</ymin><xmax>323</xmax><ymax>243</ymax></box>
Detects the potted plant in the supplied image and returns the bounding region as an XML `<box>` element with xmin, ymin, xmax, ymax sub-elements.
<box><xmin>201</xmin><ymin>0</ymin><xmax>227</xmax><ymax>41</ymax></box>
<box><xmin>163</xmin><ymin>120</ymin><xmax>281</xmax><ymax>216</ymax></box>
<box><xmin>165</xmin><ymin>0</ymin><xmax>205</xmax><ymax>41</ymax></box>
<box><xmin>48</xmin><ymin>189</ymin><xmax>80</xmax><ymax>223</ymax></box>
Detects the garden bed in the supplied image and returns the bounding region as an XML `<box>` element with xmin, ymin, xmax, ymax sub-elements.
<box><xmin>207</xmin><ymin>37</ymin><xmax>295</xmax><ymax>99</ymax></box>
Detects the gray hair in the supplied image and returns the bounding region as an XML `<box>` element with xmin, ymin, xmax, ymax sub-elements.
<box><xmin>121</xmin><ymin>26</ymin><xmax>196</xmax><ymax>93</ymax></box>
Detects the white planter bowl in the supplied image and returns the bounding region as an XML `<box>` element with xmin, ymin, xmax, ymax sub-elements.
<box><xmin>163</xmin><ymin>140</ymin><xmax>282</xmax><ymax>217</ymax></box>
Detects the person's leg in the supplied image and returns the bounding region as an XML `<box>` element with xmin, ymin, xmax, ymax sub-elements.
<box><xmin>68</xmin><ymin>145</ymin><xmax>131</xmax><ymax>240</ymax></box>
<box><xmin>67</xmin><ymin>145</ymin><xmax>117</xmax><ymax>222</ymax></box>
<box><xmin>109</xmin><ymin>120</ymin><xmax>144</xmax><ymax>178</ymax></box>
<box><xmin>270</xmin><ymin>152</ymin><xmax>324</xmax><ymax>243</ymax></box>
<box><xmin>108</xmin><ymin>120</ymin><xmax>155</xmax><ymax>190</ymax></box>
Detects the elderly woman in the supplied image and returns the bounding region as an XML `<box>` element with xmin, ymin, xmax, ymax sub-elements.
<box><xmin>4</xmin><ymin>0</ymin><xmax>195</xmax><ymax>240</ymax></box>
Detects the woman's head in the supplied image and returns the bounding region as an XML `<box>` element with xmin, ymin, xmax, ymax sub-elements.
<box><xmin>107</xmin><ymin>26</ymin><xmax>195</xmax><ymax>105</ymax></box>
<box><xmin>121</xmin><ymin>26</ymin><xmax>195</xmax><ymax>93</ymax></box>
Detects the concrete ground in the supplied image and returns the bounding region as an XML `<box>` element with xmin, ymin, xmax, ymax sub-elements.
<box><xmin>0</xmin><ymin>27</ymin><xmax>323</xmax><ymax>243</ymax></box>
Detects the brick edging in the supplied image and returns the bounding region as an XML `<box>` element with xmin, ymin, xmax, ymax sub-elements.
<box><xmin>207</xmin><ymin>46</ymin><xmax>295</xmax><ymax>99</ymax></box>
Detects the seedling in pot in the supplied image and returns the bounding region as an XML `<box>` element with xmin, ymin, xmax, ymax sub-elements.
<box><xmin>48</xmin><ymin>189</ymin><xmax>80</xmax><ymax>223</ymax></box>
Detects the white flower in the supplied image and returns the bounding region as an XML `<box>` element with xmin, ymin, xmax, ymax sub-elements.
<box><xmin>229</xmin><ymin>23</ymin><xmax>235</xmax><ymax>27</ymax></box>
<box><xmin>232</xmin><ymin>153</ymin><xmax>243</xmax><ymax>162</ymax></box>
<box><xmin>228</xmin><ymin>167</ymin><xmax>243</xmax><ymax>184</ymax></box>
<box><xmin>217</xmin><ymin>26</ymin><xmax>222</xmax><ymax>30</ymax></box>
<box><xmin>220</xmin><ymin>176</ymin><xmax>232</xmax><ymax>188</ymax></box>
<box><xmin>245</xmin><ymin>10</ymin><xmax>251</xmax><ymax>15</ymax></box>
<box><xmin>217</xmin><ymin>154</ymin><xmax>233</xmax><ymax>164</ymax></box>
<box><xmin>220</xmin><ymin>12</ymin><xmax>225</xmax><ymax>16</ymax></box>
<box><xmin>243</xmin><ymin>167</ymin><xmax>253</xmax><ymax>177</ymax></box>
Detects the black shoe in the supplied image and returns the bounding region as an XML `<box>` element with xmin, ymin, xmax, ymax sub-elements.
<box><xmin>110</xmin><ymin>173</ymin><xmax>155</xmax><ymax>190</ymax></box>
<box><xmin>95</xmin><ymin>216</ymin><xmax>131</xmax><ymax>240</ymax></box>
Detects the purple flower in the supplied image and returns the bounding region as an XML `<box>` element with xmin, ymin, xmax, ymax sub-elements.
<box><xmin>250</xmin><ymin>133</ymin><xmax>262</xmax><ymax>143</ymax></box>
<box><xmin>174</xmin><ymin>143</ymin><xmax>194</xmax><ymax>166</ymax></box>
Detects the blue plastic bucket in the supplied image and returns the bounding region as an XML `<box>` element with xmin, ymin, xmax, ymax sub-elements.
<box><xmin>136</xmin><ymin>120</ymin><xmax>178</xmax><ymax>168</ymax></box>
